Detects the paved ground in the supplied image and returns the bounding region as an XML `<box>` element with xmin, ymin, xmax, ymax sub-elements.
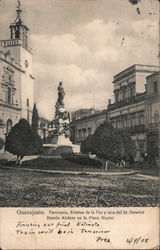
<box><xmin>0</xmin><ymin>166</ymin><xmax>159</xmax><ymax>207</ymax></box>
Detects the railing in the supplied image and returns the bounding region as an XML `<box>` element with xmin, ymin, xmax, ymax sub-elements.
<box><xmin>0</xmin><ymin>39</ymin><xmax>32</xmax><ymax>53</ymax></box>
<box><xmin>146</xmin><ymin>93</ymin><xmax>159</xmax><ymax>101</ymax></box>
<box><xmin>148</xmin><ymin>123</ymin><xmax>160</xmax><ymax>131</ymax></box>
<box><xmin>108</xmin><ymin>94</ymin><xmax>145</xmax><ymax>111</ymax></box>
<box><xmin>108</xmin><ymin>97</ymin><xmax>135</xmax><ymax>110</ymax></box>
<box><xmin>128</xmin><ymin>124</ymin><xmax>145</xmax><ymax>133</ymax></box>
<box><xmin>118</xmin><ymin>124</ymin><xmax>145</xmax><ymax>134</ymax></box>
<box><xmin>0</xmin><ymin>39</ymin><xmax>22</xmax><ymax>47</ymax></box>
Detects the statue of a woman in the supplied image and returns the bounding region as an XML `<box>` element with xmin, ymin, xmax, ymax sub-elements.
<box><xmin>57</xmin><ymin>81</ymin><xmax>65</xmax><ymax>107</ymax></box>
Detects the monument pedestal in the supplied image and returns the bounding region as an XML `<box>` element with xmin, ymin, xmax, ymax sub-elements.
<box><xmin>42</xmin><ymin>134</ymin><xmax>80</xmax><ymax>156</ymax></box>
<box><xmin>47</xmin><ymin>134</ymin><xmax>72</xmax><ymax>145</ymax></box>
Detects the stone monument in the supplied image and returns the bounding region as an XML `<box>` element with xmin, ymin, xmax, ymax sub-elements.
<box><xmin>42</xmin><ymin>82</ymin><xmax>80</xmax><ymax>156</ymax></box>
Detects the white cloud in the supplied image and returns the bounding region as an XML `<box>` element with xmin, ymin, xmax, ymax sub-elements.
<box><xmin>34</xmin><ymin>61</ymin><xmax>113</xmax><ymax>120</ymax></box>
<box><xmin>31</xmin><ymin>12</ymin><xmax>158</xmax><ymax>120</ymax></box>
<box><xmin>31</xmin><ymin>33</ymin><xmax>89</xmax><ymax>65</ymax></box>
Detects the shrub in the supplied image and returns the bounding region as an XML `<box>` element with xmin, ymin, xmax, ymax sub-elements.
<box><xmin>81</xmin><ymin>135</ymin><xmax>94</xmax><ymax>154</ymax></box>
<box><xmin>5</xmin><ymin>119</ymin><xmax>43</xmax><ymax>165</ymax></box>
<box><xmin>82</xmin><ymin>121</ymin><xmax>136</xmax><ymax>165</ymax></box>
<box><xmin>119</xmin><ymin>130</ymin><xmax>136</xmax><ymax>161</ymax></box>
<box><xmin>62</xmin><ymin>153</ymin><xmax>100</xmax><ymax>167</ymax></box>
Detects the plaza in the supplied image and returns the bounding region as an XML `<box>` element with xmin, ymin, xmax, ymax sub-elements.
<box><xmin>0</xmin><ymin>166</ymin><xmax>159</xmax><ymax>207</ymax></box>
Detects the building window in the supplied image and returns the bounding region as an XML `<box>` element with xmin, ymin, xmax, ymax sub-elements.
<box><xmin>78</xmin><ymin>129</ymin><xmax>81</xmax><ymax>139</ymax></box>
<box><xmin>82</xmin><ymin>128</ymin><xmax>86</xmax><ymax>139</ymax></box>
<box><xmin>6</xmin><ymin>119</ymin><xmax>13</xmax><ymax>135</ymax></box>
<box><xmin>7</xmin><ymin>87</ymin><xmax>12</xmax><ymax>105</ymax></box>
<box><xmin>88</xmin><ymin>127</ymin><xmax>92</xmax><ymax>135</ymax></box>
<box><xmin>140</xmin><ymin>115</ymin><xmax>144</xmax><ymax>125</ymax></box>
<box><xmin>124</xmin><ymin>117</ymin><xmax>127</xmax><ymax>128</ymax></box>
<box><xmin>153</xmin><ymin>81</ymin><xmax>158</xmax><ymax>94</ymax></box>
<box><xmin>154</xmin><ymin>112</ymin><xmax>159</xmax><ymax>124</ymax></box>
<box><xmin>131</xmin><ymin>115</ymin><xmax>135</xmax><ymax>127</ymax></box>
<box><xmin>116</xmin><ymin>119</ymin><xmax>118</xmax><ymax>128</ymax></box>
<box><xmin>130</xmin><ymin>86</ymin><xmax>135</xmax><ymax>97</ymax></box>
<box><xmin>15</xmin><ymin>26</ymin><xmax>20</xmax><ymax>39</ymax></box>
<box><xmin>122</xmin><ymin>88</ymin><xmax>126</xmax><ymax>100</ymax></box>
<box><xmin>115</xmin><ymin>91</ymin><xmax>119</xmax><ymax>103</ymax></box>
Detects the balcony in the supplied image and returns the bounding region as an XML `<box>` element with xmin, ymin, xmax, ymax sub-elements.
<box><xmin>0</xmin><ymin>39</ymin><xmax>22</xmax><ymax>47</ymax></box>
<box><xmin>146</xmin><ymin>92</ymin><xmax>159</xmax><ymax>102</ymax></box>
<box><xmin>128</xmin><ymin>124</ymin><xmax>145</xmax><ymax>134</ymax></box>
<box><xmin>108</xmin><ymin>93</ymin><xmax>145</xmax><ymax>111</ymax></box>
<box><xmin>0</xmin><ymin>39</ymin><xmax>32</xmax><ymax>53</ymax></box>
<box><xmin>147</xmin><ymin>123</ymin><xmax>160</xmax><ymax>132</ymax></box>
<box><xmin>108</xmin><ymin>97</ymin><xmax>134</xmax><ymax>110</ymax></box>
<box><xmin>118</xmin><ymin>124</ymin><xmax>145</xmax><ymax>134</ymax></box>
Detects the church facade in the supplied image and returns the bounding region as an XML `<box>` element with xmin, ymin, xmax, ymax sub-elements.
<box><xmin>0</xmin><ymin>1</ymin><xmax>34</xmax><ymax>143</ymax></box>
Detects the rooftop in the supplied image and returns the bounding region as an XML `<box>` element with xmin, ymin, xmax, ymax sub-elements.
<box><xmin>72</xmin><ymin>109</ymin><xmax>107</xmax><ymax>123</ymax></box>
<box><xmin>113</xmin><ymin>64</ymin><xmax>159</xmax><ymax>84</ymax></box>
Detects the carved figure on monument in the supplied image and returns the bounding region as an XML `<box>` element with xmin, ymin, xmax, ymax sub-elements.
<box><xmin>56</xmin><ymin>81</ymin><xmax>65</xmax><ymax>107</ymax></box>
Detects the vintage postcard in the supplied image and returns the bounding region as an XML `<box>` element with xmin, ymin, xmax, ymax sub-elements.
<box><xmin>0</xmin><ymin>0</ymin><xmax>159</xmax><ymax>249</ymax></box>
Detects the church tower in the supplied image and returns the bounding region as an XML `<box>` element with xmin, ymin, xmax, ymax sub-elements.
<box><xmin>0</xmin><ymin>0</ymin><xmax>35</xmax><ymax>124</ymax></box>
<box><xmin>10</xmin><ymin>0</ymin><xmax>29</xmax><ymax>48</ymax></box>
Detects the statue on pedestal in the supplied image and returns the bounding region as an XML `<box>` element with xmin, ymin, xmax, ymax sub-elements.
<box><xmin>42</xmin><ymin>81</ymin><xmax>80</xmax><ymax>155</ymax></box>
<box><xmin>54</xmin><ymin>81</ymin><xmax>71</xmax><ymax>138</ymax></box>
<box><xmin>57</xmin><ymin>81</ymin><xmax>65</xmax><ymax>107</ymax></box>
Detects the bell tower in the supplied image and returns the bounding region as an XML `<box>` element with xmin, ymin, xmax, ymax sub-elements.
<box><xmin>0</xmin><ymin>0</ymin><xmax>35</xmax><ymax>124</ymax></box>
<box><xmin>10</xmin><ymin>0</ymin><xmax>29</xmax><ymax>48</ymax></box>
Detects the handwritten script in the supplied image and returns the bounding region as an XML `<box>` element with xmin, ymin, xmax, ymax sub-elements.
<box><xmin>13</xmin><ymin>208</ymin><xmax>151</xmax><ymax>247</ymax></box>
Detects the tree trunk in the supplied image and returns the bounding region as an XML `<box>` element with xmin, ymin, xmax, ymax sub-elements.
<box><xmin>102</xmin><ymin>158</ymin><xmax>105</xmax><ymax>170</ymax></box>
<box><xmin>19</xmin><ymin>156</ymin><xmax>23</xmax><ymax>167</ymax></box>
<box><xmin>16</xmin><ymin>155</ymin><xmax>20</xmax><ymax>165</ymax></box>
<box><xmin>16</xmin><ymin>155</ymin><xmax>23</xmax><ymax>167</ymax></box>
<box><xmin>105</xmin><ymin>160</ymin><xmax>109</xmax><ymax>171</ymax></box>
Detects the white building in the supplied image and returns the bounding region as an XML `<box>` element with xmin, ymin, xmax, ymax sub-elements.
<box><xmin>107</xmin><ymin>64</ymin><xmax>159</xmax><ymax>161</ymax></box>
<box><xmin>145</xmin><ymin>71</ymin><xmax>160</xmax><ymax>162</ymax></box>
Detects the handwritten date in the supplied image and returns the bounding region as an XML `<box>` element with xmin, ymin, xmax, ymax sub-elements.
<box><xmin>126</xmin><ymin>236</ymin><xmax>149</xmax><ymax>245</ymax></box>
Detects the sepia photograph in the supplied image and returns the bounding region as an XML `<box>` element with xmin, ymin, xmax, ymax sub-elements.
<box><xmin>0</xmin><ymin>0</ymin><xmax>159</xmax><ymax>210</ymax></box>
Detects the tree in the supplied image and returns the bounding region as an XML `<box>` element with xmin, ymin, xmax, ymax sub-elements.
<box><xmin>82</xmin><ymin>121</ymin><xmax>136</xmax><ymax>166</ymax></box>
<box><xmin>5</xmin><ymin>119</ymin><xmax>43</xmax><ymax>166</ymax></box>
<box><xmin>32</xmin><ymin>103</ymin><xmax>39</xmax><ymax>131</ymax></box>
<box><xmin>81</xmin><ymin>135</ymin><xmax>95</xmax><ymax>154</ymax></box>
<box><xmin>92</xmin><ymin>122</ymin><xmax>124</xmax><ymax>164</ymax></box>
<box><xmin>119</xmin><ymin>130</ymin><xmax>136</xmax><ymax>161</ymax></box>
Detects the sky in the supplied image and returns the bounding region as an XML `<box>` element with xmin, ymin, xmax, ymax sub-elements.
<box><xmin>0</xmin><ymin>0</ymin><xmax>159</xmax><ymax>120</ymax></box>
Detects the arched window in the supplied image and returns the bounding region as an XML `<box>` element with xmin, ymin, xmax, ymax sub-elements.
<box><xmin>15</xmin><ymin>26</ymin><xmax>20</xmax><ymax>39</ymax></box>
<box><xmin>78</xmin><ymin>129</ymin><xmax>81</xmax><ymax>140</ymax></box>
<box><xmin>82</xmin><ymin>128</ymin><xmax>86</xmax><ymax>139</ymax></box>
<box><xmin>6</xmin><ymin>119</ymin><xmax>13</xmax><ymax>135</ymax></box>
